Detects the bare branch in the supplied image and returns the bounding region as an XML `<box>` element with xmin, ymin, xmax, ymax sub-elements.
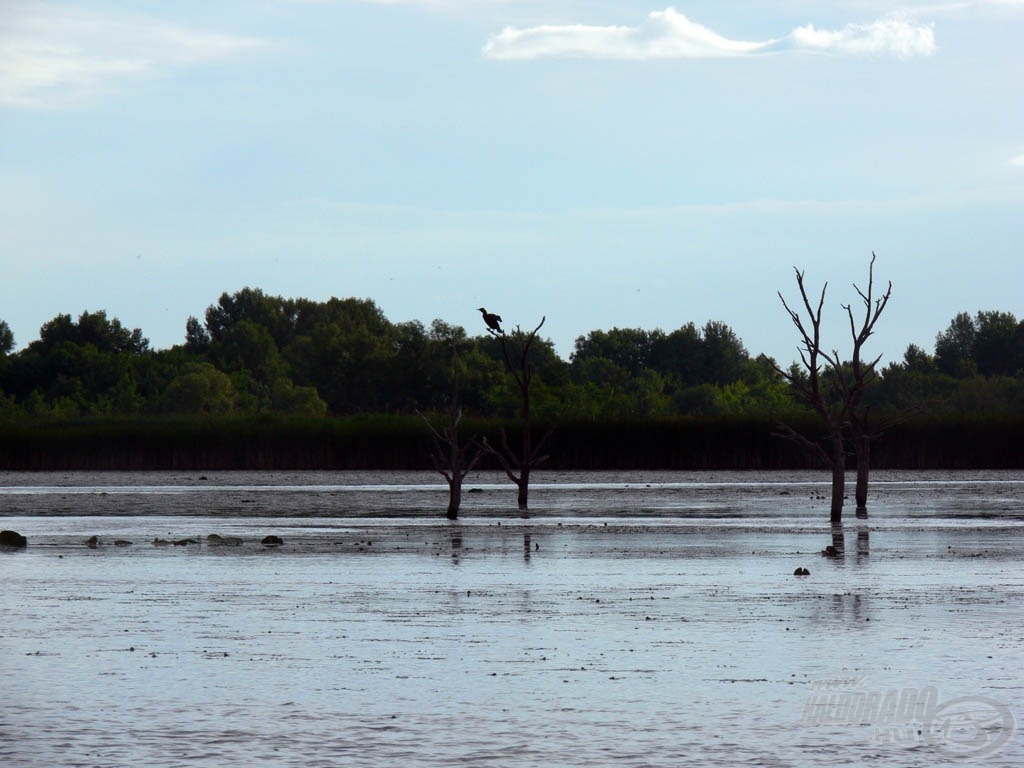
<box><xmin>480</xmin><ymin>431</ymin><xmax>521</xmax><ymax>486</ymax></box>
<box><xmin>773</xmin><ymin>422</ymin><xmax>831</xmax><ymax>465</ymax></box>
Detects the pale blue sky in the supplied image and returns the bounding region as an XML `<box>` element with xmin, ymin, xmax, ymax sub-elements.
<box><xmin>1</xmin><ymin>0</ymin><xmax>1021</xmax><ymax>366</ymax></box>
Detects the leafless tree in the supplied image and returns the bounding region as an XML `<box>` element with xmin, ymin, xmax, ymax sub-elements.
<box><xmin>482</xmin><ymin>316</ymin><xmax>554</xmax><ymax>511</ymax></box>
<box><xmin>777</xmin><ymin>269</ymin><xmax>849</xmax><ymax>522</ymax></box>
<box><xmin>418</xmin><ymin>346</ymin><xmax>485</xmax><ymax>520</ymax></box>
<box><xmin>777</xmin><ymin>254</ymin><xmax>892</xmax><ymax>522</ymax></box>
<box><xmin>840</xmin><ymin>254</ymin><xmax>892</xmax><ymax>513</ymax></box>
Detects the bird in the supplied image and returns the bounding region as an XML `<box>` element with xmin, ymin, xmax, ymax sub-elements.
<box><xmin>478</xmin><ymin>307</ymin><xmax>503</xmax><ymax>333</ymax></box>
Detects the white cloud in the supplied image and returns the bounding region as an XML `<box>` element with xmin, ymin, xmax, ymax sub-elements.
<box><xmin>1010</xmin><ymin>153</ymin><xmax>1024</xmax><ymax>166</ymax></box>
<box><xmin>0</xmin><ymin>3</ymin><xmax>272</xmax><ymax>109</ymax></box>
<box><xmin>483</xmin><ymin>8</ymin><xmax>936</xmax><ymax>60</ymax></box>
<box><xmin>785</xmin><ymin>17</ymin><xmax>936</xmax><ymax>57</ymax></box>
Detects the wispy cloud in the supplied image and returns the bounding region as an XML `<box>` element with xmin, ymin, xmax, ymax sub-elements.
<box><xmin>483</xmin><ymin>8</ymin><xmax>936</xmax><ymax>61</ymax></box>
<box><xmin>0</xmin><ymin>2</ymin><xmax>272</xmax><ymax>109</ymax></box>
<box><xmin>1011</xmin><ymin>153</ymin><xmax>1024</xmax><ymax>166</ymax></box>
<box><xmin>898</xmin><ymin>0</ymin><xmax>1024</xmax><ymax>15</ymax></box>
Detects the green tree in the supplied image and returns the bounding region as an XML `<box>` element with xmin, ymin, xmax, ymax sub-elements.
<box><xmin>972</xmin><ymin>310</ymin><xmax>1021</xmax><ymax>376</ymax></box>
<box><xmin>159</xmin><ymin>363</ymin><xmax>236</xmax><ymax>415</ymax></box>
<box><xmin>205</xmin><ymin>288</ymin><xmax>298</xmax><ymax>348</ymax></box>
<box><xmin>0</xmin><ymin>319</ymin><xmax>13</xmax><ymax>355</ymax></box>
<box><xmin>902</xmin><ymin>343</ymin><xmax>936</xmax><ymax>374</ymax></box>
<box><xmin>700</xmin><ymin>320</ymin><xmax>750</xmax><ymax>385</ymax></box>
<box><xmin>210</xmin><ymin>320</ymin><xmax>288</xmax><ymax>385</ymax></box>
<box><xmin>571</xmin><ymin>327</ymin><xmax>658</xmax><ymax>377</ymax></box>
<box><xmin>184</xmin><ymin>316</ymin><xmax>211</xmax><ymax>353</ymax></box>
<box><xmin>569</xmin><ymin>357</ymin><xmax>671</xmax><ymax>418</ymax></box>
<box><xmin>37</xmin><ymin>310</ymin><xmax>148</xmax><ymax>355</ymax></box>
<box><xmin>2</xmin><ymin>312</ymin><xmax>148</xmax><ymax>416</ymax></box>
<box><xmin>935</xmin><ymin>312</ymin><xmax>977</xmax><ymax>376</ymax></box>
<box><xmin>650</xmin><ymin>323</ymin><xmax>703</xmax><ymax>386</ymax></box>
<box><xmin>427</xmin><ymin>320</ymin><xmax>504</xmax><ymax>415</ymax></box>
<box><xmin>269</xmin><ymin>381</ymin><xmax>327</xmax><ymax>416</ymax></box>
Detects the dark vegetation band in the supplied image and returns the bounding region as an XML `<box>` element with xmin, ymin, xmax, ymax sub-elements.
<box><xmin>0</xmin><ymin>414</ymin><xmax>1019</xmax><ymax>471</ymax></box>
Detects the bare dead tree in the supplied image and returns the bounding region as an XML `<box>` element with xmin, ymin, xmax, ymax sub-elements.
<box><xmin>777</xmin><ymin>269</ymin><xmax>850</xmax><ymax>523</ymax></box>
<box><xmin>418</xmin><ymin>346</ymin><xmax>485</xmax><ymax>520</ymax></box>
<box><xmin>840</xmin><ymin>253</ymin><xmax>892</xmax><ymax>514</ymax></box>
<box><xmin>777</xmin><ymin>255</ymin><xmax>895</xmax><ymax>523</ymax></box>
<box><xmin>482</xmin><ymin>315</ymin><xmax>555</xmax><ymax>511</ymax></box>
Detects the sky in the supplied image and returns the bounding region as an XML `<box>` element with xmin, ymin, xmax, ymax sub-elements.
<box><xmin>1</xmin><ymin>0</ymin><xmax>1022</xmax><ymax>368</ymax></box>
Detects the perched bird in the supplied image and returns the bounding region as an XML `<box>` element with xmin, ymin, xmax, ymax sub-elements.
<box><xmin>478</xmin><ymin>307</ymin><xmax>503</xmax><ymax>333</ymax></box>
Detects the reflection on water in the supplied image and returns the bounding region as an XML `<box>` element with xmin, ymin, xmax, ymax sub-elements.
<box><xmin>1</xmin><ymin>470</ymin><xmax>1022</xmax><ymax>768</ymax></box>
<box><xmin>449</xmin><ymin>524</ymin><xmax>462</xmax><ymax>563</ymax></box>
<box><xmin>857</xmin><ymin>525</ymin><xmax>870</xmax><ymax>563</ymax></box>
<box><xmin>829</xmin><ymin>523</ymin><xmax>846</xmax><ymax>558</ymax></box>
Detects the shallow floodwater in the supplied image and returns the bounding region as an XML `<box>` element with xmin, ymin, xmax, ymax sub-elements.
<box><xmin>2</xmin><ymin>470</ymin><xmax>1022</xmax><ymax>767</ymax></box>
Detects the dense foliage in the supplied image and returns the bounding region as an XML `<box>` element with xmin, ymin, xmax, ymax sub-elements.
<box><xmin>1</xmin><ymin>289</ymin><xmax>1022</xmax><ymax>423</ymax></box>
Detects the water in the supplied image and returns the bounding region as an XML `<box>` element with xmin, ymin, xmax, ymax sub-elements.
<box><xmin>2</xmin><ymin>470</ymin><xmax>1022</xmax><ymax>766</ymax></box>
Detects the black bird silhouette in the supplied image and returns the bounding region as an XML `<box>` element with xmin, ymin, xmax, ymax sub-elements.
<box><xmin>478</xmin><ymin>307</ymin><xmax>503</xmax><ymax>333</ymax></box>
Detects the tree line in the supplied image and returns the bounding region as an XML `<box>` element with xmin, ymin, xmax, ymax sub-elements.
<box><xmin>0</xmin><ymin>287</ymin><xmax>1021</xmax><ymax>422</ymax></box>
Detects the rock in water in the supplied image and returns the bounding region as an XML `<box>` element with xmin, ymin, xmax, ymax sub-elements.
<box><xmin>207</xmin><ymin>534</ymin><xmax>242</xmax><ymax>547</ymax></box>
<box><xmin>207</xmin><ymin>536</ymin><xmax>241</xmax><ymax>548</ymax></box>
<box><xmin>0</xmin><ymin>530</ymin><xmax>27</xmax><ymax>549</ymax></box>
<box><xmin>86</xmin><ymin>535</ymin><xmax>100</xmax><ymax>548</ymax></box>
<box><xmin>261</xmin><ymin>535</ymin><xmax>284</xmax><ymax>547</ymax></box>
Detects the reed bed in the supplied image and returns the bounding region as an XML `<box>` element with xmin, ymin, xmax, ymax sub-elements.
<box><xmin>0</xmin><ymin>414</ymin><xmax>1020</xmax><ymax>471</ymax></box>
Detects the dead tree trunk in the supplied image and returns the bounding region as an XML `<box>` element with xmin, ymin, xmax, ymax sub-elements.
<box><xmin>482</xmin><ymin>315</ymin><xmax>554</xmax><ymax>512</ymax></box>
<box><xmin>840</xmin><ymin>252</ymin><xmax>892</xmax><ymax>516</ymax></box>
<box><xmin>777</xmin><ymin>268</ymin><xmax>850</xmax><ymax>523</ymax></box>
<box><xmin>776</xmin><ymin>418</ymin><xmax>846</xmax><ymax>523</ymax></box>
<box><xmin>418</xmin><ymin>347</ymin><xmax>484</xmax><ymax>520</ymax></box>
<box><xmin>850</xmin><ymin>405</ymin><xmax>918</xmax><ymax>516</ymax></box>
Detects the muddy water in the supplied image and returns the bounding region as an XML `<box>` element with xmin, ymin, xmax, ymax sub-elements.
<box><xmin>1</xmin><ymin>470</ymin><xmax>1022</xmax><ymax>767</ymax></box>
